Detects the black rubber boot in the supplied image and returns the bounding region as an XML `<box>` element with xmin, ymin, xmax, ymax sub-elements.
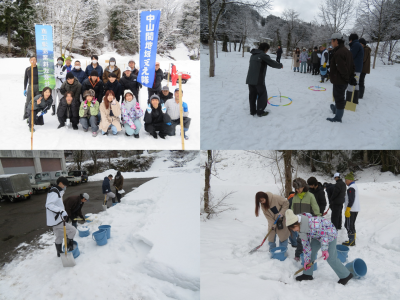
<box><xmin>327</xmin><ymin>109</ymin><xmax>344</xmax><ymax>123</ymax></box>
<box><xmin>257</xmin><ymin>110</ymin><xmax>269</xmax><ymax>117</ymax></box>
<box><xmin>342</xmin><ymin>234</ymin><xmax>355</xmax><ymax>246</ymax></box>
<box><xmin>55</xmin><ymin>243</ymin><xmax>63</xmax><ymax>257</ymax></box>
<box><xmin>353</xmin><ymin>90</ymin><xmax>359</xmax><ymax>104</ymax></box>
<box><xmin>51</xmin><ymin>105</ymin><xmax>55</xmax><ymax>116</ymax></box>
<box><xmin>296</xmin><ymin>274</ymin><xmax>313</xmax><ymax>281</ymax></box>
<box><xmin>134</xmin><ymin>134</ymin><xmax>139</xmax><ymax>138</ymax></box>
<box><xmin>67</xmin><ymin>239</ymin><xmax>74</xmax><ymax>251</ymax></box>
<box><xmin>338</xmin><ymin>273</ymin><xmax>353</xmax><ymax>285</ymax></box>
<box><xmin>359</xmin><ymin>86</ymin><xmax>365</xmax><ymax>99</ymax></box>
<box><xmin>330</xmin><ymin>104</ymin><xmax>337</xmax><ymax>114</ymax></box>
<box><xmin>345</xmin><ymin>90</ymin><xmax>354</xmax><ymax>103</ymax></box>
<box><xmin>151</xmin><ymin>132</ymin><xmax>158</xmax><ymax>139</ymax></box>
<box><xmin>112</xmin><ymin>197</ymin><xmax>116</xmax><ymax>203</ymax></box>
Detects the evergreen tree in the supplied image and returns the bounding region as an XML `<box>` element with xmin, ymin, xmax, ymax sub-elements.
<box><xmin>177</xmin><ymin>0</ymin><xmax>200</xmax><ymax>59</ymax></box>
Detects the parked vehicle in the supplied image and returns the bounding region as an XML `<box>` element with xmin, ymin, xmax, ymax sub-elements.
<box><xmin>35</xmin><ymin>170</ymin><xmax>68</xmax><ymax>186</ymax></box>
<box><xmin>163</xmin><ymin>70</ymin><xmax>191</xmax><ymax>84</ymax></box>
<box><xmin>69</xmin><ymin>170</ymin><xmax>88</xmax><ymax>183</ymax></box>
<box><xmin>67</xmin><ymin>171</ymin><xmax>81</xmax><ymax>185</ymax></box>
<box><xmin>29</xmin><ymin>174</ymin><xmax>50</xmax><ymax>194</ymax></box>
<box><xmin>0</xmin><ymin>174</ymin><xmax>33</xmax><ymax>203</ymax></box>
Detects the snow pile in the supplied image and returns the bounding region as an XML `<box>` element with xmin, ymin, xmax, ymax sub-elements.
<box><xmin>0</xmin><ymin>49</ymin><xmax>199</xmax><ymax>150</ymax></box>
<box><xmin>0</xmin><ymin>174</ymin><xmax>200</xmax><ymax>300</ymax></box>
<box><xmin>200</xmin><ymin>151</ymin><xmax>400</xmax><ymax>299</ymax></box>
<box><xmin>201</xmin><ymin>46</ymin><xmax>400</xmax><ymax>149</ymax></box>
<box><xmin>88</xmin><ymin>151</ymin><xmax>200</xmax><ymax>181</ymax></box>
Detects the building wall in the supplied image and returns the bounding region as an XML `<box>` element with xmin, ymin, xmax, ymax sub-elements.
<box><xmin>41</xmin><ymin>158</ymin><xmax>62</xmax><ymax>172</ymax></box>
<box><xmin>1</xmin><ymin>158</ymin><xmax>36</xmax><ymax>175</ymax></box>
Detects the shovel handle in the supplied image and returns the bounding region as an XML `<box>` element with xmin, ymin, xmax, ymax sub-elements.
<box><xmin>103</xmin><ymin>195</ymin><xmax>107</xmax><ymax>206</ymax></box>
<box><xmin>294</xmin><ymin>256</ymin><xmax>324</xmax><ymax>275</ymax></box>
<box><xmin>63</xmin><ymin>220</ymin><xmax>68</xmax><ymax>256</ymax></box>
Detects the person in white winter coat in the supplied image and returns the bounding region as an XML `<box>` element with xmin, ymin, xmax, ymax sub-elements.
<box><xmin>52</xmin><ymin>57</ymin><xmax>67</xmax><ymax>115</ymax></box>
<box><xmin>45</xmin><ymin>176</ymin><xmax>76</xmax><ymax>257</ymax></box>
<box><xmin>342</xmin><ymin>172</ymin><xmax>360</xmax><ymax>247</ymax></box>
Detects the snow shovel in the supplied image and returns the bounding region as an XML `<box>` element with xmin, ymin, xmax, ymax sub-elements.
<box><xmin>102</xmin><ymin>195</ymin><xmax>107</xmax><ymax>211</ymax></box>
<box><xmin>323</xmin><ymin>208</ymin><xmax>330</xmax><ymax>216</ymax></box>
<box><xmin>294</xmin><ymin>256</ymin><xmax>324</xmax><ymax>275</ymax></box>
<box><xmin>61</xmin><ymin>220</ymin><xmax>76</xmax><ymax>267</ymax></box>
<box><xmin>345</xmin><ymin>79</ymin><xmax>357</xmax><ymax>112</ymax></box>
<box><xmin>249</xmin><ymin>213</ymin><xmax>281</xmax><ymax>254</ymax></box>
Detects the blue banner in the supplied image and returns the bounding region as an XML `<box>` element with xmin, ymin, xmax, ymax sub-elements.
<box><xmin>137</xmin><ymin>10</ymin><xmax>161</xmax><ymax>88</ymax></box>
<box><xmin>35</xmin><ymin>24</ymin><xmax>55</xmax><ymax>91</ymax></box>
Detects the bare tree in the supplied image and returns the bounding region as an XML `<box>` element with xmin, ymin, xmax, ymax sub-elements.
<box><xmin>283</xmin><ymin>151</ymin><xmax>293</xmax><ymax>198</ymax></box>
<box><xmin>72</xmin><ymin>150</ymin><xmax>86</xmax><ymax>170</ymax></box>
<box><xmin>282</xmin><ymin>9</ymin><xmax>300</xmax><ymax>56</ymax></box>
<box><xmin>318</xmin><ymin>0</ymin><xmax>355</xmax><ymax>33</ymax></box>
<box><xmin>204</xmin><ymin>150</ymin><xmax>213</xmax><ymax>214</ymax></box>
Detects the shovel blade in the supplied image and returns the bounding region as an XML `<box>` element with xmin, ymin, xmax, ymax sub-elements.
<box><xmin>102</xmin><ymin>205</ymin><xmax>107</xmax><ymax>211</ymax></box>
<box><xmin>60</xmin><ymin>252</ymin><xmax>76</xmax><ymax>267</ymax></box>
<box><xmin>345</xmin><ymin>101</ymin><xmax>357</xmax><ymax>112</ymax></box>
<box><xmin>249</xmin><ymin>245</ymin><xmax>261</xmax><ymax>254</ymax></box>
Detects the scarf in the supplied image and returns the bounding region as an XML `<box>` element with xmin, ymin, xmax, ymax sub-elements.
<box><xmin>298</xmin><ymin>192</ymin><xmax>306</xmax><ymax>199</ymax></box>
<box><xmin>124</xmin><ymin>100</ymin><xmax>135</xmax><ymax>111</ymax></box>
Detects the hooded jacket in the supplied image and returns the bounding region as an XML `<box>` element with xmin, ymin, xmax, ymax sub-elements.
<box><xmin>246</xmin><ymin>49</ymin><xmax>282</xmax><ymax>86</ymax></box>
<box><xmin>45</xmin><ymin>186</ymin><xmax>66</xmax><ymax>227</ymax></box>
<box><xmin>291</xmin><ymin>191</ymin><xmax>321</xmax><ymax>216</ymax></box>
<box><xmin>102</xmin><ymin>177</ymin><xmax>111</xmax><ymax>194</ymax></box>
<box><xmin>121</xmin><ymin>101</ymin><xmax>143</xmax><ymax>126</ymax></box>
<box><xmin>57</xmin><ymin>96</ymin><xmax>80</xmax><ymax>119</ymax></box>
<box><xmin>99</xmin><ymin>100</ymin><xmax>122</xmax><ymax>133</ymax></box>
<box><xmin>119</xmin><ymin>73</ymin><xmax>140</xmax><ymax>101</ymax></box>
<box><xmin>60</xmin><ymin>77</ymin><xmax>82</xmax><ymax>103</ymax></box>
<box><xmin>330</xmin><ymin>178</ymin><xmax>346</xmax><ymax>206</ymax></box>
<box><xmin>81</xmin><ymin>77</ymin><xmax>104</xmax><ymax>103</ymax></box>
<box><xmin>349</xmin><ymin>39</ymin><xmax>364</xmax><ymax>73</ymax></box>
<box><xmin>113</xmin><ymin>174</ymin><xmax>124</xmax><ymax>190</ymax></box>
<box><xmin>309</xmin><ymin>182</ymin><xmax>327</xmax><ymax>214</ymax></box>
<box><xmin>104</xmin><ymin>79</ymin><xmax>123</xmax><ymax>102</ymax></box>
<box><xmin>362</xmin><ymin>45</ymin><xmax>371</xmax><ymax>74</ymax></box>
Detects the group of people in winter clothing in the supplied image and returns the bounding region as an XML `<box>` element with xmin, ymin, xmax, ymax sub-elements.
<box><xmin>23</xmin><ymin>55</ymin><xmax>191</xmax><ymax>139</ymax></box>
<box><xmin>102</xmin><ymin>171</ymin><xmax>124</xmax><ymax>205</ymax></box>
<box><xmin>254</xmin><ymin>172</ymin><xmax>360</xmax><ymax>285</ymax></box>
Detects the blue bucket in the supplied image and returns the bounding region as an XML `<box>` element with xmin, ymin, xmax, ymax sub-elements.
<box><xmin>270</xmin><ymin>247</ymin><xmax>287</xmax><ymax>261</ymax></box>
<box><xmin>112</xmin><ymin>203</ymin><xmax>118</xmax><ymax>206</ymax></box>
<box><xmin>62</xmin><ymin>241</ymin><xmax>80</xmax><ymax>258</ymax></box>
<box><xmin>85</xmin><ymin>214</ymin><xmax>92</xmax><ymax>223</ymax></box>
<box><xmin>92</xmin><ymin>230</ymin><xmax>108</xmax><ymax>246</ymax></box>
<box><xmin>300</xmin><ymin>253</ymin><xmax>318</xmax><ymax>271</ymax></box>
<box><xmin>345</xmin><ymin>258</ymin><xmax>367</xmax><ymax>279</ymax></box>
<box><xmin>320</xmin><ymin>66</ymin><xmax>327</xmax><ymax>75</ymax></box>
<box><xmin>78</xmin><ymin>226</ymin><xmax>90</xmax><ymax>237</ymax></box>
<box><xmin>98</xmin><ymin>225</ymin><xmax>111</xmax><ymax>239</ymax></box>
<box><xmin>336</xmin><ymin>245</ymin><xmax>349</xmax><ymax>263</ymax></box>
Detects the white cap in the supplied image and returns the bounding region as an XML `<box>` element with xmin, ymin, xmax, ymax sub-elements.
<box><xmin>124</xmin><ymin>66</ymin><xmax>132</xmax><ymax>72</ymax></box>
<box><xmin>82</xmin><ymin>193</ymin><xmax>89</xmax><ymax>200</ymax></box>
<box><xmin>333</xmin><ymin>173</ymin><xmax>340</xmax><ymax>179</ymax></box>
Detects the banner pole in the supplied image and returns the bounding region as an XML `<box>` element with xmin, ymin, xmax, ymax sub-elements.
<box><xmin>31</xmin><ymin>62</ymin><xmax>34</xmax><ymax>149</ymax></box>
<box><xmin>167</xmin><ymin>63</ymin><xmax>170</xmax><ymax>87</ymax></box>
<box><xmin>178</xmin><ymin>74</ymin><xmax>185</xmax><ymax>150</ymax></box>
<box><xmin>138</xmin><ymin>11</ymin><xmax>140</xmax><ymax>59</ymax></box>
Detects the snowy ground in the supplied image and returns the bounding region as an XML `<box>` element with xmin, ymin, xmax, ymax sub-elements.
<box><xmin>201</xmin><ymin>46</ymin><xmax>400</xmax><ymax>149</ymax></box>
<box><xmin>0</xmin><ymin>43</ymin><xmax>199</xmax><ymax>150</ymax></box>
<box><xmin>200</xmin><ymin>151</ymin><xmax>400</xmax><ymax>300</ymax></box>
<box><xmin>0</xmin><ymin>155</ymin><xmax>200</xmax><ymax>300</ymax></box>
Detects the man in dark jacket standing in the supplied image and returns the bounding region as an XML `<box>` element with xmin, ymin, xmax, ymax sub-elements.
<box><xmin>307</xmin><ymin>177</ymin><xmax>327</xmax><ymax>215</ymax></box>
<box><xmin>276</xmin><ymin>46</ymin><xmax>283</xmax><ymax>63</ymax></box>
<box><xmin>57</xmin><ymin>91</ymin><xmax>79</xmax><ymax>130</ymax></box>
<box><xmin>63</xmin><ymin>193</ymin><xmax>89</xmax><ymax>228</ymax></box>
<box><xmin>104</xmin><ymin>73</ymin><xmax>123</xmax><ymax>102</ymax></box>
<box><xmin>102</xmin><ymin>175</ymin><xmax>116</xmax><ymax>204</ymax></box>
<box><xmin>327</xmin><ymin>33</ymin><xmax>356</xmax><ymax>123</ymax></box>
<box><xmin>60</xmin><ymin>72</ymin><xmax>82</xmax><ymax>104</ymax></box>
<box><xmin>347</xmin><ymin>33</ymin><xmax>364</xmax><ymax>104</ymax></box>
<box><xmin>23</xmin><ymin>56</ymin><xmax>40</xmax><ymax>119</ymax></box>
<box><xmin>329</xmin><ymin>173</ymin><xmax>346</xmax><ymax>230</ymax></box>
<box><xmin>81</xmin><ymin>70</ymin><xmax>104</xmax><ymax>103</ymax></box>
<box><xmin>311</xmin><ymin>47</ymin><xmax>320</xmax><ymax>75</ymax></box>
<box><xmin>71</xmin><ymin>60</ymin><xmax>88</xmax><ymax>84</ymax></box>
<box><xmin>245</xmin><ymin>43</ymin><xmax>283</xmax><ymax>117</ymax></box>
<box><xmin>147</xmin><ymin>62</ymin><xmax>164</xmax><ymax>101</ymax></box>
<box><xmin>85</xmin><ymin>55</ymin><xmax>103</xmax><ymax>79</ymax></box>
<box><xmin>358</xmin><ymin>38</ymin><xmax>371</xmax><ymax>99</ymax></box>
<box><xmin>120</xmin><ymin>67</ymin><xmax>141</xmax><ymax>101</ymax></box>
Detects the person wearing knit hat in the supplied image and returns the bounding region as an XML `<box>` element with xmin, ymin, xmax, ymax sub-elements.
<box><xmin>254</xmin><ymin>191</ymin><xmax>290</xmax><ymax>251</ymax></box>
<box><xmin>285</xmin><ymin>209</ymin><xmax>353</xmax><ymax>285</ymax></box>
<box><xmin>342</xmin><ymin>172</ymin><xmax>360</xmax><ymax>246</ymax></box>
<box><xmin>358</xmin><ymin>38</ymin><xmax>371</xmax><ymax>99</ymax></box>
<box><xmin>79</xmin><ymin>89</ymin><xmax>99</xmax><ymax>137</ymax></box>
<box><xmin>59</xmin><ymin>70</ymin><xmax>82</xmax><ymax>105</ymax></box>
<box><xmin>63</xmin><ymin>193</ymin><xmax>90</xmax><ymax>229</ymax></box>
<box><xmin>128</xmin><ymin>59</ymin><xmax>139</xmax><ymax>76</ymax></box>
<box><xmin>81</xmin><ymin>69</ymin><xmax>104</xmax><ymax>104</ymax></box>
<box><xmin>104</xmin><ymin>72</ymin><xmax>123</xmax><ymax>102</ymax></box>
<box><xmin>103</xmin><ymin>57</ymin><xmax>121</xmax><ymax>84</ymax></box>
<box><xmin>144</xmin><ymin>94</ymin><xmax>172</xmax><ymax>139</ymax></box>
<box><xmin>121</xmin><ymin>89</ymin><xmax>143</xmax><ymax>138</ymax></box>
<box><xmin>330</xmin><ymin>172</ymin><xmax>347</xmax><ymax>231</ymax></box>
<box><xmin>291</xmin><ymin>178</ymin><xmax>321</xmax><ymax>261</ymax></box>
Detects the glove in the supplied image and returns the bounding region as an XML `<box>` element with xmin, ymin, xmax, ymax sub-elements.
<box><xmin>304</xmin><ymin>261</ymin><xmax>311</xmax><ymax>271</ymax></box>
<box><xmin>182</xmin><ymin>102</ymin><xmax>188</xmax><ymax>112</ymax></box>
<box><xmin>322</xmin><ymin>250</ymin><xmax>329</xmax><ymax>260</ymax></box>
<box><xmin>323</xmin><ymin>62</ymin><xmax>327</xmax><ymax>68</ymax></box>
<box><xmin>24</xmin><ymin>90</ymin><xmax>27</xmax><ymax>96</ymax></box>
<box><xmin>349</xmin><ymin>76</ymin><xmax>357</xmax><ymax>86</ymax></box>
<box><xmin>135</xmin><ymin>102</ymin><xmax>141</xmax><ymax>109</ymax></box>
<box><xmin>161</xmin><ymin>103</ymin><xmax>167</xmax><ymax>114</ymax></box>
<box><xmin>130</xmin><ymin>123</ymin><xmax>136</xmax><ymax>130</ymax></box>
<box><xmin>36</xmin><ymin>111</ymin><xmax>44</xmax><ymax>117</ymax></box>
<box><xmin>166</xmin><ymin>122</ymin><xmax>171</xmax><ymax>126</ymax></box>
<box><xmin>146</xmin><ymin>103</ymin><xmax>152</xmax><ymax>113</ymax></box>
<box><xmin>345</xmin><ymin>207</ymin><xmax>351</xmax><ymax>218</ymax></box>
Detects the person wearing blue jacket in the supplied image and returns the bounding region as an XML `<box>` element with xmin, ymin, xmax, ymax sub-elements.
<box><xmin>85</xmin><ymin>55</ymin><xmax>103</xmax><ymax>80</ymax></box>
<box><xmin>102</xmin><ymin>175</ymin><xmax>116</xmax><ymax>204</ymax></box>
<box><xmin>71</xmin><ymin>60</ymin><xmax>88</xmax><ymax>84</ymax></box>
<box><xmin>346</xmin><ymin>34</ymin><xmax>364</xmax><ymax>105</ymax></box>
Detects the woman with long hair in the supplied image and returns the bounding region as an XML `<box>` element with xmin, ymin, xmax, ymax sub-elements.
<box><xmin>292</xmin><ymin>48</ymin><xmax>300</xmax><ymax>72</ymax></box>
<box><xmin>113</xmin><ymin>171</ymin><xmax>124</xmax><ymax>203</ymax></box>
<box><xmin>99</xmin><ymin>90</ymin><xmax>122</xmax><ymax>135</ymax></box>
<box><xmin>255</xmin><ymin>191</ymin><xmax>289</xmax><ymax>251</ymax></box>
<box><xmin>27</xmin><ymin>86</ymin><xmax>53</xmax><ymax>132</ymax></box>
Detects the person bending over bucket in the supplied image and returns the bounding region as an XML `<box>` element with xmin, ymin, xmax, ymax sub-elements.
<box><xmin>103</xmin><ymin>174</ymin><xmax>116</xmax><ymax>204</ymax></box>
<box><xmin>285</xmin><ymin>209</ymin><xmax>353</xmax><ymax>285</ymax></box>
<box><xmin>245</xmin><ymin>43</ymin><xmax>283</xmax><ymax>117</ymax></box>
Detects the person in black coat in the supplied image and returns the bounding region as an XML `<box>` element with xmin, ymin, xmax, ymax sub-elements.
<box><xmin>71</xmin><ymin>60</ymin><xmax>88</xmax><ymax>84</ymax></box>
<box><xmin>307</xmin><ymin>177</ymin><xmax>327</xmax><ymax>215</ymax></box>
<box><xmin>81</xmin><ymin>70</ymin><xmax>104</xmax><ymax>103</ymax></box>
<box><xmin>144</xmin><ymin>95</ymin><xmax>172</xmax><ymax>139</ymax></box>
<box><xmin>147</xmin><ymin>62</ymin><xmax>164</xmax><ymax>100</ymax></box>
<box><xmin>104</xmin><ymin>73</ymin><xmax>122</xmax><ymax>102</ymax></box>
<box><xmin>276</xmin><ymin>46</ymin><xmax>283</xmax><ymax>63</ymax></box>
<box><xmin>120</xmin><ymin>67</ymin><xmax>141</xmax><ymax>102</ymax></box>
<box><xmin>23</xmin><ymin>56</ymin><xmax>40</xmax><ymax>119</ymax></box>
<box><xmin>156</xmin><ymin>86</ymin><xmax>173</xmax><ymax>104</ymax></box>
<box><xmin>329</xmin><ymin>173</ymin><xmax>346</xmax><ymax>230</ymax></box>
<box><xmin>57</xmin><ymin>91</ymin><xmax>80</xmax><ymax>130</ymax></box>
<box><xmin>347</xmin><ymin>33</ymin><xmax>364</xmax><ymax>105</ymax></box>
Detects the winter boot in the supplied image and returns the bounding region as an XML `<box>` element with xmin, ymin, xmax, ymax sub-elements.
<box><xmin>257</xmin><ymin>110</ymin><xmax>269</xmax><ymax>117</ymax></box>
<box><xmin>55</xmin><ymin>243</ymin><xmax>64</xmax><ymax>257</ymax></box>
<box><xmin>338</xmin><ymin>273</ymin><xmax>353</xmax><ymax>285</ymax></box>
<box><xmin>342</xmin><ymin>234</ymin><xmax>355</xmax><ymax>246</ymax></box>
<box><xmin>112</xmin><ymin>197</ymin><xmax>116</xmax><ymax>204</ymax></box>
<box><xmin>67</xmin><ymin>238</ymin><xmax>74</xmax><ymax>251</ymax></box>
<box><xmin>353</xmin><ymin>90</ymin><xmax>359</xmax><ymax>104</ymax></box>
<box><xmin>330</xmin><ymin>104</ymin><xmax>337</xmax><ymax>114</ymax></box>
<box><xmin>134</xmin><ymin>134</ymin><xmax>139</xmax><ymax>138</ymax></box>
<box><xmin>327</xmin><ymin>109</ymin><xmax>344</xmax><ymax>123</ymax></box>
<box><xmin>151</xmin><ymin>132</ymin><xmax>158</xmax><ymax>139</ymax></box>
<box><xmin>359</xmin><ymin>86</ymin><xmax>365</xmax><ymax>99</ymax></box>
<box><xmin>296</xmin><ymin>274</ymin><xmax>313</xmax><ymax>281</ymax></box>
<box><xmin>345</xmin><ymin>90</ymin><xmax>357</xmax><ymax>104</ymax></box>
<box><xmin>320</xmin><ymin>78</ymin><xmax>325</xmax><ymax>83</ymax></box>
<box><xmin>72</xmin><ymin>124</ymin><xmax>78</xmax><ymax>130</ymax></box>
<box><xmin>51</xmin><ymin>105</ymin><xmax>56</xmax><ymax>116</ymax></box>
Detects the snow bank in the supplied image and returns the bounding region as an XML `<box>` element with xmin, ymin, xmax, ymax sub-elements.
<box><xmin>200</xmin><ymin>151</ymin><xmax>400</xmax><ymax>299</ymax></box>
<box><xmin>200</xmin><ymin>47</ymin><xmax>400</xmax><ymax>149</ymax></box>
<box><xmin>0</xmin><ymin>174</ymin><xmax>200</xmax><ymax>299</ymax></box>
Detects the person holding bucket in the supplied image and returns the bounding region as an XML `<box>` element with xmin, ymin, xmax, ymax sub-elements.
<box><xmin>285</xmin><ymin>209</ymin><xmax>354</xmax><ymax>285</ymax></box>
<box><xmin>342</xmin><ymin>172</ymin><xmax>360</xmax><ymax>246</ymax></box>
<box><xmin>113</xmin><ymin>171</ymin><xmax>124</xmax><ymax>203</ymax></box>
<box><xmin>102</xmin><ymin>174</ymin><xmax>116</xmax><ymax>204</ymax></box>
<box><xmin>45</xmin><ymin>176</ymin><xmax>76</xmax><ymax>257</ymax></box>
<box><xmin>254</xmin><ymin>191</ymin><xmax>290</xmax><ymax>251</ymax></box>
<box><xmin>63</xmin><ymin>193</ymin><xmax>90</xmax><ymax>228</ymax></box>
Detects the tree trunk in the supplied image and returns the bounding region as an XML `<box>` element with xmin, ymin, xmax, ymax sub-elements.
<box><xmin>204</xmin><ymin>150</ymin><xmax>213</xmax><ymax>213</ymax></box>
<box><xmin>216</xmin><ymin>40</ymin><xmax>218</xmax><ymax>58</ymax></box>
<box><xmin>234</xmin><ymin>42</ymin><xmax>236</xmax><ymax>51</ymax></box>
<box><xmin>372</xmin><ymin>38</ymin><xmax>381</xmax><ymax>70</ymax></box>
<box><xmin>242</xmin><ymin>36</ymin><xmax>246</xmax><ymax>57</ymax></box>
<box><xmin>222</xmin><ymin>34</ymin><xmax>228</xmax><ymax>52</ymax></box>
<box><xmin>310</xmin><ymin>151</ymin><xmax>316</xmax><ymax>172</ymax></box>
<box><xmin>207</xmin><ymin>0</ymin><xmax>215</xmax><ymax>77</ymax></box>
<box><xmin>7</xmin><ymin>25</ymin><xmax>11</xmax><ymax>53</ymax></box>
<box><xmin>363</xmin><ymin>150</ymin><xmax>368</xmax><ymax>164</ymax></box>
<box><xmin>283</xmin><ymin>151</ymin><xmax>292</xmax><ymax>198</ymax></box>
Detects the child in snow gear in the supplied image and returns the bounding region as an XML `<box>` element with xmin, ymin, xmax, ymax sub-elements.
<box><xmin>113</xmin><ymin>172</ymin><xmax>124</xmax><ymax>203</ymax></box>
<box><xmin>276</xmin><ymin>46</ymin><xmax>283</xmax><ymax>63</ymax></box>
<box><xmin>245</xmin><ymin>43</ymin><xmax>283</xmax><ymax>117</ymax></box>
<box><xmin>307</xmin><ymin>177</ymin><xmax>327</xmax><ymax>215</ymax></box>
<box><xmin>57</xmin><ymin>91</ymin><xmax>79</xmax><ymax>129</ymax></box>
<box><xmin>103</xmin><ymin>175</ymin><xmax>116</xmax><ymax>204</ymax></box>
<box><xmin>60</xmin><ymin>72</ymin><xmax>82</xmax><ymax>104</ymax></box>
<box><xmin>46</xmin><ymin>176</ymin><xmax>76</xmax><ymax>257</ymax></box>
<box><xmin>79</xmin><ymin>89</ymin><xmax>100</xmax><ymax>137</ymax></box>
<box><xmin>121</xmin><ymin>90</ymin><xmax>143</xmax><ymax>138</ymax></box>
<box><xmin>299</xmin><ymin>48</ymin><xmax>308</xmax><ymax>73</ymax></box>
<box><xmin>291</xmin><ymin>178</ymin><xmax>321</xmax><ymax>261</ymax></box>
<box><xmin>23</xmin><ymin>56</ymin><xmax>40</xmax><ymax>119</ymax></box>
<box><xmin>255</xmin><ymin>191</ymin><xmax>290</xmax><ymax>251</ymax></box>
<box><xmin>311</xmin><ymin>47</ymin><xmax>320</xmax><ymax>75</ymax></box>
<box><xmin>63</xmin><ymin>193</ymin><xmax>89</xmax><ymax>228</ymax></box>
<box><xmin>358</xmin><ymin>38</ymin><xmax>371</xmax><ymax>99</ymax></box>
<box><xmin>330</xmin><ymin>173</ymin><xmax>346</xmax><ymax>230</ymax></box>
<box><xmin>144</xmin><ymin>95</ymin><xmax>172</xmax><ymax>139</ymax></box>
<box><xmin>327</xmin><ymin>33</ymin><xmax>355</xmax><ymax>123</ymax></box>
<box><xmin>99</xmin><ymin>90</ymin><xmax>122</xmax><ymax>135</ymax></box>
<box><xmin>286</xmin><ymin>209</ymin><xmax>353</xmax><ymax>285</ymax></box>
<box><xmin>165</xmin><ymin>88</ymin><xmax>191</xmax><ymax>140</ymax></box>
<box><xmin>103</xmin><ymin>57</ymin><xmax>121</xmax><ymax>84</ymax></box>
<box><xmin>27</xmin><ymin>87</ymin><xmax>53</xmax><ymax>132</ymax></box>
<box><xmin>347</xmin><ymin>34</ymin><xmax>364</xmax><ymax>104</ymax></box>
<box><xmin>342</xmin><ymin>172</ymin><xmax>360</xmax><ymax>246</ymax></box>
